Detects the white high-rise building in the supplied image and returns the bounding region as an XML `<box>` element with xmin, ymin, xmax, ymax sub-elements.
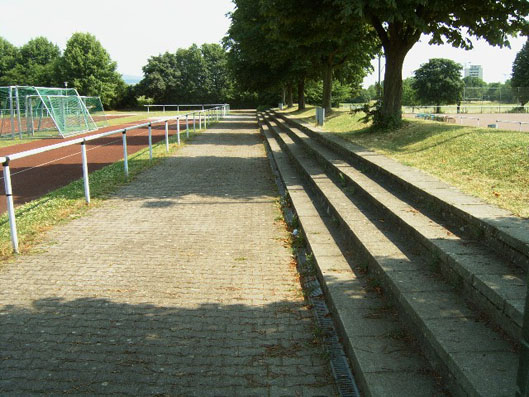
<box><xmin>464</xmin><ymin>64</ymin><xmax>483</xmax><ymax>80</ymax></box>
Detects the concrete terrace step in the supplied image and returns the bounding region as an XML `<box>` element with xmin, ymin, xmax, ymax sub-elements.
<box><xmin>258</xmin><ymin>113</ymin><xmax>446</xmax><ymax>396</ymax></box>
<box><xmin>272</xmin><ymin>110</ymin><xmax>529</xmax><ymax>272</ymax></box>
<box><xmin>266</xmin><ymin>112</ymin><xmax>525</xmax><ymax>341</ymax></box>
<box><xmin>260</xmin><ymin>112</ymin><xmax>519</xmax><ymax>397</ymax></box>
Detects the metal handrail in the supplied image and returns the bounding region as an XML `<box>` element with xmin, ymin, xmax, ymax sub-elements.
<box><xmin>1</xmin><ymin>104</ymin><xmax>229</xmax><ymax>253</ymax></box>
<box><xmin>144</xmin><ymin>103</ymin><xmax>229</xmax><ymax>113</ymax></box>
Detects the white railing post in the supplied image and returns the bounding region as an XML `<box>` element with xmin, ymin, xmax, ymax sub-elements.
<box><xmin>205</xmin><ymin>111</ymin><xmax>208</xmax><ymax>129</ymax></box>
<box><xmin>165</xmin><ymin>121</ymin><xmax>169</xmax><ymax>152</ymax></box>
<box><xmin>199</xmin><ymin>112</ymin><xmax>202</xmax><ymax>130</ymax></box>
<box><xmin>193</xmin><ymin>113</ymin><xmax>196</xmax><ymax>132</ymax></box>
<box><xmin>186</xmin><ymin>114</ymin><xmax>189</xmax><ymax>138</ymax></box>
<box><xmin>122</xmin><ymin>130</ymin><xmax>129</xmax><ymax>178</ymax></box>
<box><xmin>81</xmin><ymin>141</ymin><xmax>90</xmax><ymax>204</ymax></box>
<box><xmin>177</xmin><ymin>117</ymin><xmax>181</xmax><ymax>145</ymax></box>
<box><xmin>148</xmin><ymin>123</ymin><xmax>153</xmax><ymax>160</ymax></box>
<box><xmin>3</xmin><ymin>159</ymin><xmax>19</xmax><ymax>253</ymax></box>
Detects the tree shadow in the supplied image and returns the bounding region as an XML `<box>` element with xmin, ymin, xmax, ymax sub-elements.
<box><xmin>0</xmin><ymin>296</ymin><xmax>335</xmax><ymax>395</ymax></box>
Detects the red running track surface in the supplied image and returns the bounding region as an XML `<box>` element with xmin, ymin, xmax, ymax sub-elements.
<box><xmin>0</xmin><ymin>117</ymin><xmax>191</xmax><ymax>214</ymax></box>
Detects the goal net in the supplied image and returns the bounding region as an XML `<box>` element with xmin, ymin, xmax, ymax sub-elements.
<box><xmin>0</xmin><ymin>86</ymin><xmax>101</xmax><ymax>139</ymax></box>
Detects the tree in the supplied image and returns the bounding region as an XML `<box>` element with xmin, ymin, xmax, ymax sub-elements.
<box><xmin>401</xmin><ymin>77</ymin><xmax>418</xmax><ymax>106</ymax></box>
<box><xmin>462</xmin><ymin>76</ymin><xmax>487</xmax><ymax>101</ymax></box>
<box><xmin>261</xmin><ymin>0</ymin><xmax>378</xmax><ymax>113</ymax></box>
<box><xmin>201</xmin><ymin>43</ymin><xmax>232</xmax><ymax>103</ymax></box>
<box><xmin>58</xmin><ymin>33</ymin><xmax>124</xmax><ymax>108</ymax></box>
<box><xmin>0</xmin><ymin>37</ymin><xmax>18</xmax><ymax>85</ymax></box>
<box><xmin>463</xmin><ymin>76</ymin><xmax>486</xmax><ymax>88</ymax></box>
<box><xmin>8</xmin><ymin>37</ymin><xmax>61</xmax><ymax>86</ymax></box>
<box><xmin>335</xmin><ymin>0</ymin><xmax>529</xmax><ymax>127</ymax></box>
<box><xmin>138</xmin><ymin>44</ymin><xmax>234</xmax><ymax>105</ymax></box>
<box><xmin>512</xmin><ymin>39</ymin><xmax>529</xmax><ymax>106</ymax></box>
<box><xmin>138</xmin><ymin>52</ymin><xmax>180</xmax><ymax>103</ymax></box>
<box><xmin>225</xmin><ymin>0</ymin><xmax>295</xmax><ymax>107</ymax></box>
<box><xmin>412</xmin><ymin>58</ymin><xmax>463</xmax><ymax>113</ymax></box>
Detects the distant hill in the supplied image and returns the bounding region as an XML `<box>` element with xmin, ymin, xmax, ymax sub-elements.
<box><xmin>122</xmin><ymin>75</ymin><xmax>142</xmax><ymax>85</ymax></box>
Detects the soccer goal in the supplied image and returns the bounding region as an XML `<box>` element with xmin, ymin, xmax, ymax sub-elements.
<box><xmin>0</xmin><ymin>86</ymin><xmax>102</xmax><ymax>139</ymax></box>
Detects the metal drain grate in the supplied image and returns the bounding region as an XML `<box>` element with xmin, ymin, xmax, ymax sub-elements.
<box><xmin>301</xmin><ymin>258</ymin><xmax>360</xmax><ymax>397</ymax></box>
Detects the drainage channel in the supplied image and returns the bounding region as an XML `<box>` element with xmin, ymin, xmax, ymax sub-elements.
<box><xmin>263</xmin><ymin>132</ymin><xmax>360</xmax><ymax>397</ymax></box>
<box><xmin>297</xmin><ymin>249</ymin><xmax>360</xmax><ymax>397</ymax></box>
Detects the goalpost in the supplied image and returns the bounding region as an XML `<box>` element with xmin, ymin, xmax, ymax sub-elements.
<box><xmin>0</xmin><ymin>86</ymin><xmax>103</xmax><ymax>139</ymax></box>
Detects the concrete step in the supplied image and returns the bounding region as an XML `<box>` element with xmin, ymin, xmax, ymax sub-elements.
<box><xmin>261</xmin><ymin>112</ymin><xmax>519</xmax><ymax>397</ymax></box>
<box><xmin>258</xmin><ymin>113</ymin><xmax>447</xmax><ymax>397</ymax></box>
<box><xmin>272</xmin><ymin>110</ymin><xmax>529</xmax><ymax>272</ymax></box>
<box><xmin>267</xmin><ymin>112</ymin><xmax>525</xmax><ymax>341</ymax></box>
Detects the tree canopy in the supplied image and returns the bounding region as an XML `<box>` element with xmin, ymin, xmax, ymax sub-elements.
<box><xmin>138</xmin><ymin>43</ymin><xmax>232</xmax><ymax>105</ymax></box>
<box><xmin>0</xmin><ymin>37</ymin><xmax>18</xmax><ymax>86</ymax></box>
<box><xmin>58</xmin><ymin>33</ymin><xmax>124</xmax><ymax>108</ymax></box>
<box><xmin>512</xmin><ymin>39</ymin><xmax>529</xmax><ymax>106</ymax></box>
<box><xmin>225</xmin><ymin>0</ymin><xmax>378</xmax><ymax>112</ymax></box>
<box><xmin>412</xmin><ymin>58</ymin><xmax>463</xmax><ymax>112</ymax></box>
<box><xmin>0</xmin><ymin>37</ymin><xmax>60</xmax><ymax>87</ymax></box>
<box><xmin>334</xmin><ymin>0</ymin><xmax>529</xmax><ymax>127</ymax></box>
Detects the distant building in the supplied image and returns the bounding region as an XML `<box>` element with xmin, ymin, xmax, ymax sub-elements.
<box><xmin>464</xmin><ymin>65</ymin><xmax>483</xmax><ymax>80</ymax></box>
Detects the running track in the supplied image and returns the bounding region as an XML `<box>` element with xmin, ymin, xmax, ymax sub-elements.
<box><xmin>0</xmin><ymin>117</ymin><xmax>190</xmax><ymax>214</ymax></box>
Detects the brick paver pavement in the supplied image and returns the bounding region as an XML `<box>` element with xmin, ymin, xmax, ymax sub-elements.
<box><xmin>0</xmin><ymin>111</ymin><xmax>337</xmax><ymax>396</ymax></box>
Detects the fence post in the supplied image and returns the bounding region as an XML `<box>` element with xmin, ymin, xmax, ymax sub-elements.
<box><xmin>3</xmin><ymin>159</ymin><xmax>19</xmax><ymax>253</ymax></box>
<box><xmin>122</xmin><ymin>130</ymin><xmax>129</xmax><ymax>178</ymax></box>
<box><xmin>81</xmin><ymin>141</ymin><xmax>90</xmax><ymax>204</ymax></box>
<box><xmin>199</xmin><ymin>112</ymin><xmax>202</xmax><ymax>130</ymax></box>
<box><xmin>177</xmin><ymin>117</ymin><xmax>181</xmax><ymax>145</ymax></box>
<box><xmin>186</xmin><ymin>114</ymin><xmax>189</xmax><ymax>138</ymax></box>
<box><xmin>148</xmin><ymin>123</ymin><xmax>153</xmax><ymax>160</ymax></box>
<box><xmin>193</xmin><ymin>113</ymin><xmax>196</xmax><ymax>132</ymax></box>
<box><xmin>205</xmin><ymin>111</ymin><xmax>208</xmax><ymax>129</ymax></box>
<box><xmin>164</xmin><ymin>121</ymin><xmax>169</xmax><ymax>152</ymax></box>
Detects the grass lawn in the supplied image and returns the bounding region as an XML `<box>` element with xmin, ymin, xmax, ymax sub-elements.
<box><xmin>278</xmin><ymin>105</ymin><xmax>529</xmax><ymax>219</ymax></box>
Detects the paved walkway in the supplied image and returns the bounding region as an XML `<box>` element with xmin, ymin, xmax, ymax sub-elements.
<box><xmin>0</xmin><ymin>111</ymin><xmax>337</xmax><ymax>396</ymax></box>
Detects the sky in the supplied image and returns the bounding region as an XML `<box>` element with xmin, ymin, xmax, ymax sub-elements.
<box><xmin>0</xmin><ymin>0</ymin><xmax>526</xmax><ymax>85</ymax></box>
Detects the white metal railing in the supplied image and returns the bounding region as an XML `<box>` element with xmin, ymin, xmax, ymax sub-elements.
<box><xmin>1</xmin><ymin>104</ymin><xmax>230</xmax><ymax>253</ymax></box>
<box><xmin>403</xmin><ymin>104</ymin><xmax>529</xmax><ymax>114</ymax></box>
<box><xmin>414</xmin><ymin>113</ymin><xmax>529</xmax><ymax>131</ymax></box>
<box><xmin>494</xmin><ymin>119</ymin><xmax>529</xmax><ymax>132</ymax></box>
<box><xmin>144</xmin><ymin>103</ymin><xmax>230</xmax><ymax>113</ymax></box>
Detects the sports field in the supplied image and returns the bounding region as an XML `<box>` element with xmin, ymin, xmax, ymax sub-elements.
<box><xmin>404</xmin><ymin>112</ymin><xmax>529</xmax><ymax>132</ymax></box>
<box><xmin>0</xmin><ymin>116</ymin><xmax>193</xmax><ymax>214</ymax></box>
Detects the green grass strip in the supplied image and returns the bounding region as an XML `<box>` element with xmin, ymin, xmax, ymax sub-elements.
<box><xmin>279</xmin><ymin>106</ymin><xmax>529</xmax><ymax>219</ymax></box>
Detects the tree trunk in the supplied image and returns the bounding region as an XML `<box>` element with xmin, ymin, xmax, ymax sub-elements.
<box><xmin>286</xmin><ymin>82</ymin><xmax>294</xmax><ymax>108</ymax></box>
<box><xmin>380</xmin><ymin>45</ymin><xmax>408</xmax><ymax>126</ymax></box>
<box><xmin>281</xmin><ymin>86</ymin><xmax>286</xmax><ymax>105</ymax></box>
<box><xmin>297</xmin><ymin>79</ymin><xmax>305</xmax><ymax>110</ymax></box>
<box><xmin>322</xmin><ymin>61</ymin><xmax>333</xmax><ymax>114</ymax></box>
